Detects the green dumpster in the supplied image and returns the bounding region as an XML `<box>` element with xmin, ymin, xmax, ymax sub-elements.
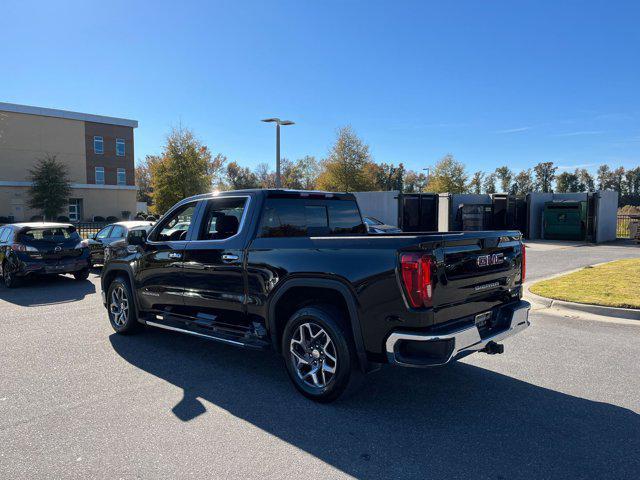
<box><xmin>543</xmin><ymin>201</ymin><xmax>587</xmax><ymax>240</ymax></box>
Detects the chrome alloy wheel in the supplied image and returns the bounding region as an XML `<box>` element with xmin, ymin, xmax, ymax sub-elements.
<box><xmin>109</xmin><ymin>285</ymin><xmax>129</xmax><ymax>327</ymax></box>
<box><xmin>290</xmin><ymin>322</ymin><xmax>338</xmax><ymax>388</ymax></box>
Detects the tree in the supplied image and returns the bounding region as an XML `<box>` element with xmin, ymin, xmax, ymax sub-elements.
<box><xmin>483</xmin><ymin>173</ymin><xmax>497</xmax><ymax>194</ymax></box>
<box><xmin>511</xmin><ymin>169</ymin><xmax>535</xmax><ymax>195</ymax></box>
<box><xmin>597</xmin><ymin>164</ymin><xmax>614</xmax><ymax>190</ymax></box>
<box><xmin>150</xmin><ymin>127</ymin><xmax>215</xmax><ymax>214</ymax></box>
<box><xmin>611</xmin><ymin>166</ymin><xmax>626</xmax><ymax>194</ymax></box>
<box><xmin>295</xmin><ymin>155</ymin><xmax>321</xmax><ymax>190</ymax></box>
<box><xmin>555</xmin><ymin>171</ymin><xmax>580</xmax><ymax>193</ymax></box>
<box><xmin>255</xmin><ymin>162</ymin><xmax>276</xmax><ymax>188</ymax></box>
<box><xmin>27</xmin><ymin>155</ymin><xmax>72</xmax><ymax>221</ymax></box>
<box><xmin>209</xmin><ymin>153</ymin><xmax>228</xmax><ymax>187</ymax></box>
<box><xmin>468</xmin><ymin>171</ymin><xmax>484</xmax><ymax>194</ymax></box>
<box><xmin>425</xmin><ymin>154</ymin><xmax>468</xmax><ymax>193</ymax></box>
<box><xmin>225</xmin><ymin>161</ymin><xmax>260</xmax><ymax>189</ymax></box>
<box><xmin>494</xmin><ymin>166</ymin><xmax>513</xmax><ymax>193</ymax></box>
<box><xmin>135</xmin><ymin>155</ymin><xmax>158</xmax><ymax>205</ymax></box>
<box><xmin>368</xmin><ymin>162</ymin><xmax>405</xmax><ymax>191</ymax></box>
<box><xmin>625</xmin><ymin>167</ymin><xmax>640</xmax><ymax>195</ymax></box>
<box><xmin>316</xmin><ymin>126</ymin><xmax>376</xmax><ymax>192</ymax></box>
<box><xmin>403</xmin><ymin>170</ymin><xmax>428</xmax><ymax>193</ymax></box>
<box><xmin>533</xmin><ymin>162</ymin><xmax>557</xmax><ymax>193</ymax></box>
<box><xmin>575</xmin><ymin>168</ymin><xmax>595</xmax><ymax>192</ymax></box>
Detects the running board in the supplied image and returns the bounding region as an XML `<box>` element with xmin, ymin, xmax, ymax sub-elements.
<box><xmin>145</xmin><ymin>320</ymin><xmax>270</xmax><ymax>350</ymax></box>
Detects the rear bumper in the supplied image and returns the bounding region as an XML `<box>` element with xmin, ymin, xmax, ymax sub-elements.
<box><xmin>385</xmin><ymin>300</ymin><xmax>531</xmax><ymax>367</ymax></box>
<box><xmin>15</xmin><ymin>252</ymin><xmax>90</xmax><ymax>276</ymax></box>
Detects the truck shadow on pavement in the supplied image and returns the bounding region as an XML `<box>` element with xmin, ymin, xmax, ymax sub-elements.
<box><xmin>110</xmin><ymin>330</ymin><xmax>640</xmax><ymax>480</ymax></box>
<box><xmin>0</xmin><ymin>274</ymin><xmax>96</xmax><ymax>307</ymax></box>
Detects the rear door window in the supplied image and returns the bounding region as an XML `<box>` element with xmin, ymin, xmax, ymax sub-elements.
<box><xmin>258</xmin><ymin>198</ymin><xmax>365</xmax><ymax>237</ymax></box>
<box><xmin>0</xmin><ymin>228</ymin><xmax>10</xmax><ymax>243</ymax></box>
<box><xmin>328</xmin><ymin>202</ymin><xmax>367</xmax><ymax>235</ymax></box>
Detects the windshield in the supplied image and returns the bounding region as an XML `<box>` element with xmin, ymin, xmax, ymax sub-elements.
<box><xmin>19</xmin><ymin>227</ymin><xmax>80</xmax><ymax>243</ymax></box>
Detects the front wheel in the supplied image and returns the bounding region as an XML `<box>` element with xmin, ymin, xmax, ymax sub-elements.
<box><xmin>107</xmin><ymin>277</ymin><xmax>141</xmax><ymax>334</ymax></box>
<box><xmin>282</xmin><ymin>305</ymin><xmax>360</xmax><ymax>402</ymax></box>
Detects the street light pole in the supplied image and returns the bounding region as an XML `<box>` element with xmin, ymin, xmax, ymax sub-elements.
<box><xmin>276</xmin><ymin>122</ymin><xmax>280</xmax><ymax>187</ymax></box>
<box><xmin>262</xmin><ymin>117</ymin><xmax>295</xmax><ymax>188</ymax></box>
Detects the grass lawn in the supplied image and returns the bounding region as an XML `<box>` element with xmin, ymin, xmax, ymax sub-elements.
<box><xmin>529</xmin><ymin>258</ymin><xmax>640</xmax><ymax>309</ymax></box>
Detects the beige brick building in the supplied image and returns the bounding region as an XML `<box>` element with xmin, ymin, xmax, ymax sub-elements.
<box><xmin>0</xmin><ymin>102</ymin><xmax>138</xmax><ymax>222</ymax></box>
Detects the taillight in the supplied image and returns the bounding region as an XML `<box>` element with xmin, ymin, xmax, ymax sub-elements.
<box><xmin>400</xmin><ymin>253</ymin><xmax>434</xmax><ymax>308</ymax></box>
<box><xmin>11</xmin><ymin>243</ymin><xmax>38</xmax><ymax>253</ymax></box>
<box><xmin>521</xmin><ymin>243</ymin><xmax>526</xmax><ymax>283</ymax></box>
<box><xmin>75</xmin><ymin>240</ymin><xmax>89</xmax><ymax>249</ymax></box>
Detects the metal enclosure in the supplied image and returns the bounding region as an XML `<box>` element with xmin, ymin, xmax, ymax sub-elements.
<box><xmin>491</xmin><ymin>194</ymin><xmax>528</xmax><ymax>237</ymax></box>
<box><xmin>399</xmin><ymin>193</ymin><xmax>439</xmax><ymax>232</ymax></box>
<box><xmin>543</xmin><ymin>200</ymin><xmax>588</xmax><ymax>240</ymax></box>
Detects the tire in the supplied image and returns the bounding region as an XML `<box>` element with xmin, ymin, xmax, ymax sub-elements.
<box><xmin>1</xmin><ymin>260</ymin><xmax>21</xmax><ymax>288</ymax></box>
<box><xmin>73</xmin><ymin>268</ymin><xmax>90</xmax><ymax>281</ymax></box>
<box><xmin>282</xmin><ymin>305</ymin><xmax>360</xmax><ymax>403</ymax></box>
<box><xmin>106</xmin><ymin>276</ymin><xmax>141</xmax><ymax>334</ymax></box>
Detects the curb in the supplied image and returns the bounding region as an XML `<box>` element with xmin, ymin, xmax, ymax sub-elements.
<box><xmin>524</xmin><ymin>282</ymin><xmax>640</xmax><ymax>321</ymax></box>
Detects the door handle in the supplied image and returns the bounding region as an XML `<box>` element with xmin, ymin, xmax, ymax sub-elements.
<box><xmin>168</xmin><ymin>252</ymin><xmax>182</xmax><ymax>259</ymax></box>
<box><xmin>221</xmin><ymin>254</ymin><xmax>239</xmax><ymax>263</ymax></box>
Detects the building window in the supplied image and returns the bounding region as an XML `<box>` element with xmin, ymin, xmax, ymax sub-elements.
<box><xmin>94</xmin><ymin>136</ymin><xmax>104</xmax><ymax>154</ymax></box>
<box><xmin>116</xmin><ymin>138</ymin><xmax>125</xmax><ymax>156</ymax></box>
<box><xmin>95</xmin><ymin>167</ymin><xmax>105</xmax><ymax>185</ymax></box>
<box><xmin>117</xmin><ymin>168</ymin><xmax>126</xmax><ymax>185</ymax></box>
<box><xmin>68</xmin><ymin>199</ymin><xmax>82</xmax><ymax>222</ymax></box>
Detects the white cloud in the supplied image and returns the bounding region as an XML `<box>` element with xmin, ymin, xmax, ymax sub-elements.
<box><xmin>553</xmin><ymin>130</ymin><xmax>604</xmax><ymax>137</ymax></box>
<box><xmin>494</xmin><ymin>126</ymin><xmax>532</xmax><ymax>134</ymax></box>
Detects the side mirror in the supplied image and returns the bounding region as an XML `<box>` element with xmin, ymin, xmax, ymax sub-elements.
<box><xmin>127</xmin><ymin>230</ymin><xmax>147</xmax><ymax>246</ymax></box>
<box><xmin>88</xmin><ymin>233</ymin><xmax>96</xmax><ymax>240</ymax></box>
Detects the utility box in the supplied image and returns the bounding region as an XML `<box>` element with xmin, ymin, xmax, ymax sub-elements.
<box><xmin>491</xmin><ymin>194</ymin><xmax>528</xmax><ymax>237</ymax></box>
<box><xmin>352</xmin><ymin>191</ymin><xmax>439</xmax><ymax>231</ymax></box>
<box><xmin>543</xmin><ymin>200</ymin><xmax>588</xmax><ymax>240</ymax></box>
<box><xmin>399</xmin><ymin>193</ymin><xmax>439</xmax><ymax>232</ymax></box>
<box><xmin>456</xmin><ymin>204</ymin><xmax>493</xmax><ymax>231</ymax></box>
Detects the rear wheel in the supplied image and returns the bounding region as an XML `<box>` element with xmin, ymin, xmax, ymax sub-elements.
<box><xmin>282</xmin><ymin>305</ymin><xmax>360</xmax><ymax>402</ymax></box>
<box><xmin>73</xmin><ymin>267</ymin><xmax>90</xmax><ymax>281</ymax></box>
<box><xmin>107</xmin><ymin>277</ymin><xmax>141</xmax><ymax>334</ymax></box>
<box><xmin>1</xmin><ymin>260</ymin><xmax>21</xmax><ymax>288</ymax></box>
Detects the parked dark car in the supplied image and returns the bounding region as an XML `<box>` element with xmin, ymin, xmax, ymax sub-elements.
<box><xmin>0</xmin><ymin>223</ymin><xmax>90</xmax><ymax>288</ymax></box>
<box><xmin>101</xmin><ymin>190</ymin><xmax>530</xmax><ymax>402</ymax></box>
<box><xmin>103</xmin><ymin>224</ymin><xmax>156</xmax><ymax>264</ymax></box>
<box><xmin>87</xmin><ymin>221</ymin><xmax>154</xmax><ymax>267</ymax></box>
<box><xmin>363</xmin><ymin>216</ymin><xmax>402</xmax><ymax>234</ymax></box>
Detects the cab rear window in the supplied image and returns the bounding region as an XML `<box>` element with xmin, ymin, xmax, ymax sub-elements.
<box><xmin>258</xmin><ymin>199</ymin><xmax>366</xmax><ymax>238</ymax></box>
<box><xmin>19</xmin><ymin>227</ymin><xmax>80</xmax><ymax>243</ymax></box>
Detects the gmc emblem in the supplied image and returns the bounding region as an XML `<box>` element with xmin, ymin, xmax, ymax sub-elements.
<box><xmin>477</xmin><ymin>253</ymin><xmax>504</xmax><ymax>267</ymax></box>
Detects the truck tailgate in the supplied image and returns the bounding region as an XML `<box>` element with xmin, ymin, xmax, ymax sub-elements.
<box><xmin>432</xmin><ymin>232</ymin><xmax>524</xmax><ymax>327</ymax></box>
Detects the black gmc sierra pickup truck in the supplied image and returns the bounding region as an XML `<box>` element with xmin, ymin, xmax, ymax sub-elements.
<box><xmin>101</xmin><ymin>189</ymin><xmax>530</xmax><ymax>402</ymax></box>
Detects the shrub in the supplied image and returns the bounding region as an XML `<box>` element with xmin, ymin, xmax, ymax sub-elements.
<box><xmin>57</xmin><ymin>215</ymin><xmax>70</xmax><ymax>222</ymax></box>
<box><xmin>30</xmin><ymin>215</ymin><xmax>44</xmax><ymax>222</ymax></box>
<box><xmin>93</xmin><ymin>216</ymin><xmax>105</xmax><ymax>222</ymax></box>
<box><xmin>106</xmin><ymin>216</ymin><xmax>119</xmax><ymax>222</ymax></box>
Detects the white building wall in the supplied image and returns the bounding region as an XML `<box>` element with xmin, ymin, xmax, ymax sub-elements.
<box><xmin>352</xmin><ymin>191</ymin><xmax>400</xmax><ymax>227</ymax></box>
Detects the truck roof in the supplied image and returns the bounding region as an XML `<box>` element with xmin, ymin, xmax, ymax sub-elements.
<box><xmin>183</xmin><ymin>189</ymin><xmax>357</xmax><ymax>203</ymax></box>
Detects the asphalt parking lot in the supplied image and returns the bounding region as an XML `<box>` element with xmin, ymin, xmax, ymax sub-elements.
<box><xmin>1</xmin><ymin>242</ymin><xmax>639</xmax><ymax>479</ymax></box>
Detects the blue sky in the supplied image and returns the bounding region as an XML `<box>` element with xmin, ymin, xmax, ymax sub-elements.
<box><xmin>1</xmin><ymin>0</ymin><xmax>639</xmax><ymax>175</ymax></box>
